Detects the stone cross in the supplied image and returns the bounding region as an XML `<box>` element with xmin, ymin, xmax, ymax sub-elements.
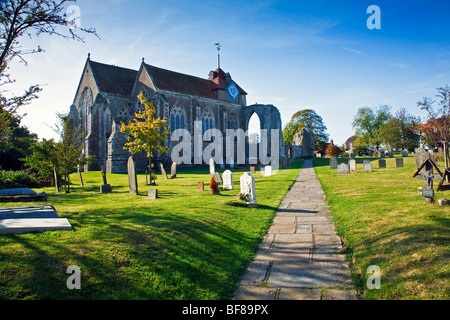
<box><xmin>100</xmin><ymin>165</ymin><xmax>112</xmax><ymax>193</ymax></box>
<box><xmin>223</xmin><ymin>170</ymin><xmax>234</xmax><ymax>190</ymax></box>
<box><xmin>240</xmin><ymin>172</ymin><xmax>257</xmax><ymax>206</ymax></box>
<box><xmin>101</xmin><ymin>166</ymin><xmax>107</xmax><ymax>185</ymax></box>
<box><xmin>127</xmin><ymin>156</ymin><xmax>138</xmax><ymax>195</ymax></box>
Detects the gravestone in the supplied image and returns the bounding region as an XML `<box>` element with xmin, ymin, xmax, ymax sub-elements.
<box><xmin>364</xmin><ymin>163</ymin><xmax>372</xmax><ymax>172</ymax></box>
<box><xmin>100</xmin><ymin>166</ymin><xmax>112</xmax><ymax>193</ymax></box>
<box><xmin>196</xmin><ymin>182</ymin><xmax>204</xmax><ymax>192</ymax></box>
<box><xmin>396</xmin><ymin>158</ymin><xmax>404</xmax><ymax>168</ymax></box>
<box><xmin>414</xmin><ymin>147</ymin><xmax>430</xmax><ymax>172</ymax></box>
<box><xmin>388</xmin><ymin>152</ymin><xmax>394</xmax><ymax>158</ymax></box>
<box><xmin>209</xmin><ymin>158</ymin><xmax>215</xmax><ymax>175</ymax></box>
<box><xmin>265</xmin><ymin>165</ymin><xmax>272</xmax><ymax>176</ymax></box>
<box><xmin>349</xmin><ymin>159</ymin><xmax>357</xmax><ymax>171</ymax></box>
<box><xmin>223</xmin><ymin>170</ymin><xmax>234</xmax><ymax>190</ymax></box>
<box><xmin>171</xmin><ymin>162</ymin><xmax>177</xmax><ymax>179</ymax></box>
<box><xmin>148</xmin><ymin>189</ymin><xmax>158</xmax><ymax>199</ymax></box>
<box><xmin>338</xmin><ymin>163</ymin><xmax>350</xmax><ymax>175</ymax></box>
<box><xmin>281</xmin><ymin>155</ymin><xmax>288</xmax><ymax>169</ymax></box>
<box><xmin>363</xmin><ymin>160</ymin><xmax>370</xmax><ymax>165</ymax></box>
<box><xmin>127</xmin><ymin>156</ymin><xmax>138</xmax><ymax>195</ymax></box>
<box><xmin>77</xmin><ymin>165</ymin><xmax>84</xmax><ymax>187</ymax></box>
<box><xmin>160</xmin><ymin>163</ymin><xmax>168</xmax><ymax>179</ymax></box>
<box><xmin>380</xmin><ymin>153</ymin><xmax>385</xmax><ymax>158</ymax></box>
<box><xmin>240</xmin><ymin>172</ymin><xmax>257</xmax><ymax>207</ymax></box>
<box><xmin>379</xmin><ymin>159</ymin><xmax>386</xmax><ymax>168</ymax></box>
<box><xmin>330</xmin><ymin>157</ymin><xmax>338</xmax><ymax>169</ymax></box>
<box><xmin>0</xmin><ymin>188</ymin><xmax>47</xmax><ymax>202</ymax></box>
<box><xmin>250</xmin><ymin>166</ymin><xmax>256</xmax><ymax>175</ymax></box>
<box><xmin>402</xmin><ymin>150</ymin><xmax>409</xmax><ymax>157</ymax></box>
<box><xmin>53</xmin><ymin>166</ymin><xmax>59</xmax><ymax>193</ymax></box>
<box><xmin>213</xmin><ymin>172</ymin><xmax>222</xmax><ymax>184</ymax></box>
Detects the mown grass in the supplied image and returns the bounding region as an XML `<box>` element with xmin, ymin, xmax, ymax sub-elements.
<box><xmin>313</xmin><ymin>156</ymin><xmax>449</xmax><ymax>300</ymax></box>
<box><xmin>0</xmin><ymin>160</ymin><xmax>303</xmax><ymax>300</ymax></box>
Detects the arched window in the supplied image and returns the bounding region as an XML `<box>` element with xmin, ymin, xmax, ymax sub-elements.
<box><xmin>170</xmin><ymin>104</ymin><xmax>186</xmax><ymax>134</ymax></box>
<box><xmin>79</xmin><ymin>87</ymin><xmax>93</xmax><ymax>134</ymax></box>
<box><xmin>202</xmin><ymin>107</ymin><xmax>215</xmax><ymax>134</ymax></box>
<box><xmin>227</xmin><ymin>112</ymin><xmax>238</xmax><ymax>130</ymax></box>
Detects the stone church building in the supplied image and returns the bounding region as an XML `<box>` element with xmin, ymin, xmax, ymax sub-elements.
<box><xmin>69</xmin><ymin>55</ymin><xmax>284</xmax><ymax>173</ymax></box>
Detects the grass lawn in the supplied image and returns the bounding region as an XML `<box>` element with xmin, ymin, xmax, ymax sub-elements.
<box><xmin>314</xmin><ymin>156</ymin><xmax>449</xmax><ymax>300</ymax></box>
<box><xmin>0</xmin><ymin>159</ymin><xmax>303</xmax><ymax>300</ymax></box>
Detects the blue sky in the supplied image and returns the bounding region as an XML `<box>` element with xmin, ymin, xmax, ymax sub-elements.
<box><xmin>7</xmin><ymin>0</ymin><xmax>450</xmax><ymax>145</ymax></box>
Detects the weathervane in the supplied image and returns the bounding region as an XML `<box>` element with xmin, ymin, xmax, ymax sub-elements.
<box><xmin>215</xmin><ymin>42</ymin><xmax>221</xmax><ymax>69</ymax></box>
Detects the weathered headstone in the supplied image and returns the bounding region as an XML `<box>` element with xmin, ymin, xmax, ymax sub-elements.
<box><xmin>196</xmin><ymin>182</ymin><xmax>204</xmax><ymax>192</ymax></box>
<box><xmin>209</xmin><ymin>158</ymin><xmax>215</xmax><ymax>175</ymax></box>
<box><xmin>127</xmin><ymin>156</ymin><xmax>138</xmax><ymax>195</ymax></box>
<box><xmin>396</xmin><ymin>158</ymin><xmax>404</xmax><ymax>168</ymax></box>
<box><xmin>388</xmin><ymin>152</ymin><xmax>394</xmax><ymax>158</ymax></box>
<box><xmin>338</xmin><ymin>163</ymin><xmax>350</xmax><ymax>175</ymax></box>
<box><xmin>401</xmin><ymin>150</ymin><xmax>409</xmax><ymax>157</ymax></box>
<box><xmin>349</xmin><ymin>159</ymin><xmax>357</xmax><ymax>171</ymax></box>
<box><xmin>213</xmin><ymin>172</ymin><xmax>222</xmax><ymax>184</ymax></box>
<box><xmin>223</xmin><ymin>170</ymin><xmax>234</xmax><ymax>190</ymax></box>
<box><xmin>160</xmin><ymin>163</ymin><xmax>168</xmax><ymax>179</ymax></box>
<box><xmin>364</xmin><ymin>163</ymin><xmax>372</xmax><ymax>172</ymax></box>
<box><xmin>330</xmin><ymin>157</ymin><xmax>338</xmax><ymax>169</ymax></box>
<box><xmin>380</xmin><ymin>153</ymin><xmax>385</xmax><ymax>158</ymax></box>
<box><xmin>77</xmin><ymin>165</ymin><xmax>84</xmax><ymax>187</ymax></box>
<box><xmin>379</xmin><ymin>159</ymin><xmax>386</xmax><ymax>168</ymax></box>
<box><xmin>265</xmin><ymin>165</ymin><xmax>272</xmax><ymax>177</ymax></box>
<box><xmin>100</xmin><ymin>166</ymin><xmax>112</xmax><ymax>193</ymax></box>
<box><xmin>240</xmin><ymin>172</ymin><xmax>257</xmax><ymax>207</ymax></box>
<box><xmin>250</xmin><ymin>166</ymin><xmax>256</xmax><ymax>175</ymax></box>
<box><xmin>171</xmin><ymin>162</ymin><xmax>177</xmax><ymax>179</ymax></box>
<box><xmin>53</xmin><ymin>166</ymin><xmax>59</xmax><ymax>192</ymax></box>
<box><xmin>148</xmin><ymin>189</ymin><xmax>158</xmax><ymax>199</ymax></box>
<box><xmin>414</xmin><ymin>147</ymin><xmax>430</xmax><ymax>172</ymax></box>
<box><xmin>281</xmin><ymin>155</ymin><xmax>288</xmax><ymax>169</ymax></box>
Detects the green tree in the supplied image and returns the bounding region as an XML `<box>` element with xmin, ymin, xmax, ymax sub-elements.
<box><xmin>120</xmin><ymin>92</ymin><xmax>170</xmax><ymax>164</ymax></box>
<box><xmin>352</xmin><ymin>105</ymin><xmax>391</xmax><ymax>154</ymax></box>
<box><xmin>379</xmin><ymin>108</ymin><xmax>420</xmax><ymax>152</ymax></box>
<box><xmin>283</xmin><ymin>109</ymin><xmax>328</xmax><ymax>148</ymax></box>
<box><xmin>54</xmin><ymin>113</ymin><xmax>92</xmax><ymax>192</ymax></box>
<box><xmin>23</xmin><ymin>138</ymin><xmax>58</xmax><ymax>181</ymax></box>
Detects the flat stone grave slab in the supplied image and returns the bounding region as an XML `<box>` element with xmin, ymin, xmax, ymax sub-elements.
<box><xmin>278</xmin><ymin>288</ymin><xmax>321</xmax><ymax>300</ymax></box>
<box><xmin>0</xmin><ymin>188</ymin><xmax>46</xmax><ymax>202</ymax></box>
<box><xmin>0</xmin><ymin>205</ymin><xmax>72</xmax><ymax>235</ymax></box>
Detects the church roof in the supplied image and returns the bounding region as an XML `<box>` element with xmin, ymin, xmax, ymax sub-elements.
<box><xmin>144</xmin><ymin>63</ymin><xmax>218</xmax><ymax>99</ymax></box>
<box><xmin>89</xmin><ymin>60</ymin><xmax>138</xmax><ymax>96</ymax></box>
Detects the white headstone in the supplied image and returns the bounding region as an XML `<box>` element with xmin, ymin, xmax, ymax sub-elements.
<box><xmin>240</xmin><ymin>172</ymin><xmax>257</xmax><ymax>204</ymax></box>
<box><xmin>349</xmin><ymin>159</ymin><xmax>357</xmax><ymax>171</ymax></box>
<box><xmin>223</xmin><ymin>170</ymin><xmax>234</xmax><ymax>190</ymax></box>
<box><xmin>264</xmin><ymin>165</ymin><xmax>272</xmax><ymax>177</ymax></box>
<box><xmin>364</xmin><ymin>163</ymin><xmax>372</xmax><ymax>172</ymax></box>
<box><xmin>209</xmin><ymin>158</ymin><xmax>215</xmax><ymax>175</ymax></box>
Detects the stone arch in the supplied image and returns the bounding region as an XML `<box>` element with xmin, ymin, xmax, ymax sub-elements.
<box><xmin>242</xmin><ymin>104</ymin><xmax>285</xmax><ymax>163</ymax></box>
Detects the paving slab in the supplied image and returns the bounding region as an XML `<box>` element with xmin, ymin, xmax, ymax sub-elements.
<box><xmin>0</xmin><ymin>218</ymin><xmax>72</xmax><ymax>235</ymax></box>
<box><xmin>233</xmin><ymin>160</ymin><xmax>356</xmax><ymax>300</ymax></box>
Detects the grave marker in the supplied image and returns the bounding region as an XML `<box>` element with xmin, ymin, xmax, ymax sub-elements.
<box><xmin>395</xmin><ymin>158</ymin><xmax>404</xmax><ymax>168</ymax></box>
<box><xmin>160</xmin><ymin>163</ymin><xmax>168</xmax><ymax>179</ymax></box>
<box><xmin>240</xmin><ymin>172</ymin><xmax>257</xmax><ymax>207</ymax></box>
<box><xmin>100</xmin><ymin>166</ymin><xmax>112</xmax><ymax>193</ymax></box>
<box><xmin>209</xmin><ymin>158</ymin><xmax>215</xmax><ymax>175</ymax></box>
<box><xmin>349</xmin><ymin>159</ymin><xmax>357</xmax><ymax>171</ymax></box>
<box><xmin>171</xmin><ymin>162</ymin><xmax>177</xmax><ymax>179</ymax></box>
<box><xmin>127</xmin><ymin>156</ymin><xmax>138</xmax><ymax>195</ymax></box>
<box><xmin>223</xmin><ymin>170</ymin><xmax>234</xmax><ymax>190</ymax></box>
<box><xmin>265</xmin><ymin>165</ymin><xmax>272</xmax><ymax>177</ymax></box>
<box><xmin>338</xmin><ymin>163</ymin><xmax>350</xmax><ymax>175</ymax></box>
<box><xmin>330</xmin><ymin>157</ymin><xmax>338</xmax><ymax>169</ymax></box>
<box><xmin>364</xmin><ymin>163</ymin><xmax>372</xmax><ymax>172</ymax></box>
<box><xmin>196</xmin><ymin>182</ymin><xmax>204</xmax><ymax>192</ymax></box>
<box><xmin>379</xmin><ymin>159</ymin><xmax>386</xmax><ymax>168</ymax></box>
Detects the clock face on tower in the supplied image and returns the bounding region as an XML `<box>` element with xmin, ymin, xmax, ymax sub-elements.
<box><xmin>226</xmin><ymin>82</ymin><xmax>240</xmax><ymax>102</ymax></box>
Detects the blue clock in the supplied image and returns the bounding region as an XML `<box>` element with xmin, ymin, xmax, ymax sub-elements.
<box><xmin>227</xmin><ymin>82</ymin><xmax>240</xmax><ymax>102</ymax></box>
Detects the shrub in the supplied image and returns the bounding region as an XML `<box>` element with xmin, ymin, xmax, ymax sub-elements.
<box><xmin>0</xmin><ymin>170</ymin><xmax>39</xmax><ymax>189</ymax></box>
<box><xmin>325</xmin><ymin>144</ymin><xmax>341</xmax><ymax>157</ymax></box>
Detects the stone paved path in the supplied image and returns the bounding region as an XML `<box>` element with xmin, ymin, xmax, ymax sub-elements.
<box><xmin>233</xmin><ymin>160</ymin><xmax>358</xmax><ymax>300</ymax></box>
